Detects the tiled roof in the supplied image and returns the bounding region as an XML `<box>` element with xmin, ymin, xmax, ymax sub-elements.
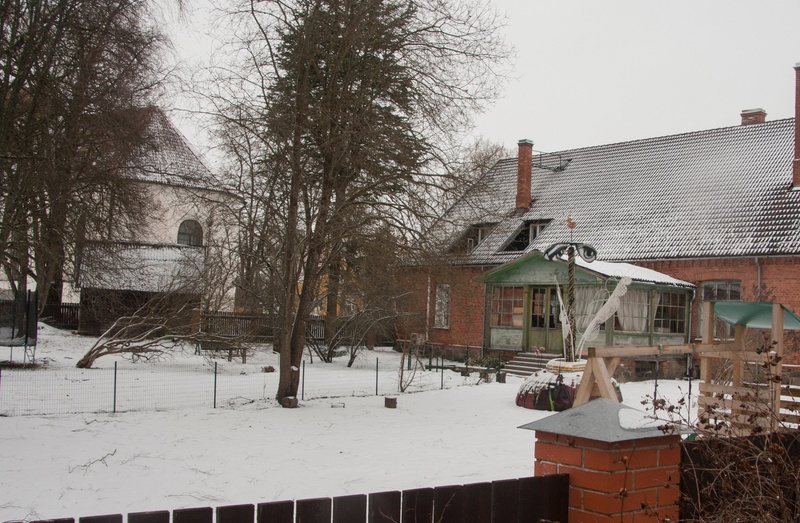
<box><xmin>444</xmin><ymin>118</ymin><xmax>800</xmax><ymax>265</ymax></box>
<box><xmin>126</xmin><ymin>108</ymin><xmax>220</xmax><ymax>191</ymax></box>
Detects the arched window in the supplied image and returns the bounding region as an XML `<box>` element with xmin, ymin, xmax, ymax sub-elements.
<box><xmin>177</xmin><ymin>220</ymin><xmax>203</xmax><ymax>246</ymax></box>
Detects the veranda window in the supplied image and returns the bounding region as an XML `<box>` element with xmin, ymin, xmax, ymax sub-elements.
<box><xmin>654</xmin><ymin>292</ymin><xmax>687</xmax><ymax>334</ymax></box>
<box><xmin>616</xmin><ymin>289</ymin><xmax>650</xmax><ymax>332</ymax></box>
<box><xmin>491</xmin><ymin>286</ymin><xmax>524</xmax><ymax>327</ymax></box>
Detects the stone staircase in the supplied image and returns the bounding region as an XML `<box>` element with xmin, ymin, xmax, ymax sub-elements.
<box><xmin>503</xmin><ymin>352</ymin><xmax>562</xmax><ymax>378</ymax></box>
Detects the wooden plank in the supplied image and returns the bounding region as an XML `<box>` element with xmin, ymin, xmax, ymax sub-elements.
<box><xmin>572</xmin><ymin>357</ymin><xmax>595</xmax><ymax>407</ymax></box>
<box><xmin>368</xmin><ymin>491</ymin><xmax>401</xmax><ymax>523</ymax></box>
<box><xmin>333</xmin><ymin>494</ymin><xmax>367</xmax><ymax>522</ymax></box>
<box><xmin>491</xmin><ymin>479</ymin><xmax>520</xmax><ymax>523</ymax></box>
<box><xmin>217</xmin><ymin>505</ymin><xmax>255</xmax><ymax>523</ymax></box>
<box><xmin>591</xmin><ymin>342</ymin><xmax>747</xmax><ymax>358</ymax></box>
<box><xmin>433</xmin><ymin>485</ymin><xmax>462</xmax><ymax>523</ymax></box>
<box><xmin>78</xmin><ymin>517</ymin><xmax>121</xmax><ymax>523</ymax></box>
<box><xmin>460</xmin><ymin>482</ymin><xmax>492</xmax><ymax>523</ymax></box>
<box><xmin>256</xmin><ymin>501</ymin><xmax>294</xmax><ymax>523</ymax></box>
<box><xmin>401</xmin><ymin>488</ymin><xmax>433</xmax><ymax>523</ymax></box>
<box><xmin>698</xmin><ymin>383</ymin><xmax>772</xmax><ymax>398</ymax></box>
<box><xmin>779</xmin><ymin>412</ymin><xmax>800</xmax><ymax>424</ymax></box>
<box><xmin>128</xmin><ymin>511</ymin><xmax>170</xmax><ymax>523</ymax></box>
<box><xmin>697</xmin><ymin>395</ymin><xmax>773</xmax><ymax>414</ymax></box>
<box><xmin>605</xmin><ymin>356</ymin><xmax>621</xmax><ymax>377</ymax></box>
<box><xmin>592</xmin><ymin>344</ymin><xmax>694</xmax><ymax>358</ymax></box>
<box><xmin>700</xmin><ymin>351</ymin><xmax>767</xmax><ymax>362</ymax></box>
<box><xmin>173</xmin><ymin>508</ymin><xmax>212</xmax><ymax>523</ymax></box>
<box><xmin>780</xmin><ymin>398</ymin><xmax>800</xmax><ymax>410</ymax></box>
<box><xmin>296</xmin><ymin>498</ymin><xmax>331</xmax><ymax>523</ymax></box>
<box><xmin>591</xmin><ymin>355</ymin><xmax>619</xmax><ymax>403</ymax></box>
<box><xmin>517</xmin><ymin>475</ymin><xmax>569</xmax><ymax>523</ymax></box>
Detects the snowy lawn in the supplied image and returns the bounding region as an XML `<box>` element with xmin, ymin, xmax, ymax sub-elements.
<box><xmin>0</xmin><ymin>327</ymin><xmax>695</xmax><ymax>522</ymax></box>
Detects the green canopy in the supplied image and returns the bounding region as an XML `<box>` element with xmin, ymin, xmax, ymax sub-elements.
<box><xmin>713</xmin><ymin>301</ymin><xmax>800</xmax><ymax>331</ymax></box>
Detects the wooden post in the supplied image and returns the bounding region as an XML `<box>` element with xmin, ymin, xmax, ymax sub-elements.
<box><xmin>700</xmin><ymin>301</ymin><xmax>714</xmax><ymax>384</ymax></box>
<box><xmin>772</xmin><ymin>303</ymin><xmax>784</xmax><ymax>431</ymax></box>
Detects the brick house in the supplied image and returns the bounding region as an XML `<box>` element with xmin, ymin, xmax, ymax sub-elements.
<box><xmin>401</xmin><ymin>64</ymin><xmax>800</xmax><ymax>367</ymax></box>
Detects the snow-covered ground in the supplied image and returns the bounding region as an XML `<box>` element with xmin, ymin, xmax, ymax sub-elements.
<box><xmin>0</xmin><ymin>325</ymin><xmax>695</xmax><ymax>522</ymax></box>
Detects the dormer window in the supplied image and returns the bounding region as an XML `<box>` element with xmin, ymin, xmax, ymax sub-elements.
<box><xmin>450</xmin><ymin>223</ymin><xmax>496</xmax><ymax>253</ymax></box>
<box><xmin>177</xmin><ymin>220</ymin><xmax>203</xmax><ymax>246</ymax></box>
<box><xmin>502</xmin><ymin>220</ymin><xmax>550</xmax><ymax>252</ymax></box>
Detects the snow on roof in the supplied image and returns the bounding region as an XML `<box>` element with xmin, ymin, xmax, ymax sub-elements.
<box><xmin>125</xmin><ymin>108</ymin><xmax>221</xmax><ymax>192</ymax></box>
<box><xmin>576</xmin><ymin>257</ymin><xmax>694</xmax><ymax>288</ymax></box>
<box><xmin>439</xmin><ymin>118</ymin><xmax>800</xmax><ymax>265</ymax></box>
<box><xmin>519</xmin><ymin>398</ymin><xmax>668</xmax><ymax>442</ymax></box>
<box><xmin>80</xmin><ymin>242</ymin><xmax>204</xmax><ymax>293</ymax></box>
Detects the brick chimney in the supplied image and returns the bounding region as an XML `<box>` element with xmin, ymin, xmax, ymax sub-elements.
<box><xmin>794</xmin><ymin>64</ymin><xmax>800</xmax><ymax>187</ymax></box>
<box><xmin>516</xmin><ymin>139</ymin><xmax>533</xmax><ymax>215</ymax></box>
<box><xmin>740</xmin><ymin>108</ymin><xmax>766</xmax><ymax>126</ymax></box>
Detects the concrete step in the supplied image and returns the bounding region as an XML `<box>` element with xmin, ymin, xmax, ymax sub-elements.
<box><xmin>503</xmin><ymin>352</ymin><xmax>562</xmax><ymax>378</ymax></box>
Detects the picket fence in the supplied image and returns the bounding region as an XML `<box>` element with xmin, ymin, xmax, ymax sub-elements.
<box><xmin>30</xmin><ymin>475</ymin><xmax>569</xmax><ymax>523</ymax></box>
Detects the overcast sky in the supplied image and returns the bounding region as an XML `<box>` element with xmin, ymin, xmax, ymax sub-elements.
<box><xmin>168</xmin><ymin>1</ymin><xmax>800</xmax><ymax>157</ymax></box>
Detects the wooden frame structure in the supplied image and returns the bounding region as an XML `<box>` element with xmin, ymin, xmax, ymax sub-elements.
<box><xmin>574</xmin><ymin>301</ymin><xmax>798</xmax><ymax>433</ymax></box>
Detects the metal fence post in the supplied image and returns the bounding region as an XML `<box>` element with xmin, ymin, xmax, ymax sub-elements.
<box><xmin>302</xmin><ymin>360</ymin><xmax>305</xmax><ymax>401</ymax></box>
<box><xmin>441</xmin><ymin>364</ymin><xmax>444</xmax><ymax>390</ymax></box>
<box><xmin>375</xmin><ymin>358</ymin><xmax>379</xmax><ymax>396</ymax></box>
<box><xmin>213</xmin><ymin>362</ymin><xmax>218</xmax><ymax>409</ymax></box>
<box><xmin>113</xmin><ymin>361</ymin><xmax>118</xmax><ymax>413</ymax></box>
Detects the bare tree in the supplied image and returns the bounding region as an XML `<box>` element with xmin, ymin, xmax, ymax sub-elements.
<box><xmin>0</xmin><ymin>0</ymin><xmax>170</xmax><ymax>311</ymax></box>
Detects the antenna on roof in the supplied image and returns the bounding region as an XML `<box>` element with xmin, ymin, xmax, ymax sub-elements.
<box><xmin>534</xmin><ymin>151</ymin><xmax>572</xmax><ymax>173</ymax></box>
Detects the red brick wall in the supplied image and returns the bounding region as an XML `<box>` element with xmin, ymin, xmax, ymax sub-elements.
<box><xmin>534</xmin><ymin>431</ymin><xmax>681</xmax><ymax>522</ymax></box>
<box><xmin>397</xmin><ymin>266</ymin><xmax>488</xmax><ymax>348</ymax></box>
<box><xmin>639</xmin><ymin>256</ymin><xmax>800</xmax><ymax>340</ymax></box>
<box><xmin>400</xmin><ymin>256</ymin><xmax>800</xmax><ymax>353</ymax></box>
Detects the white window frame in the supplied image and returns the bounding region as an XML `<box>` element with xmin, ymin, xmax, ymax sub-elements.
<box><xmin>434</xmin><ymin>284</ymin><xmax>451</xmax><ymax>329</ymax></box>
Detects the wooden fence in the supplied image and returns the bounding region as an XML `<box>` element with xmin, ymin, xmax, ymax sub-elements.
<box><xmin>30</xmin><ymin>475</ymin><xmax>568</xmax><ymax>523</ymax></box>
<box><xmin>41</xmin><ymin>302</ymin><xmax>80</xmax><ymax>329</ymax></box>
<box><xmin>201</xmin><ymin>312</ymin><xmax>326</xmax><ymax>343</ymax></box>
<box><xmin>575</xmin><ymin>301</ymin><xmax>799</xmax><ymax>434</ymax></box>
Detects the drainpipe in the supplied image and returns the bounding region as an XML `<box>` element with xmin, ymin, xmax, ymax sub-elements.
<box><xmin>755</xmin><ymin>257</ymin><xmax>762</xmax><ymax>298</ymax></box>
<box><xmin>425</xmin><ymin>272</ymin><xmax>431</xmax><ymax>341</ymax></box>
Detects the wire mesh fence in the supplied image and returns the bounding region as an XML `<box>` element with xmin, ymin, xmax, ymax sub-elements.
<box><xmin>0</xmin><ymin>349</ymin><xmax>482</xmax><ymax>416</ymax></box>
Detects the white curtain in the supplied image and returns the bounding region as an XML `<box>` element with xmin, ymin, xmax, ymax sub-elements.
<box><xmin>618</xmin><ymin>289</ymin><xmax>650</xmax><ymax>332</ymax></box>
<box><xmin>575</xmin><ymin>287</ymin><xmax>605</xmax><ymax>333</ymax></box>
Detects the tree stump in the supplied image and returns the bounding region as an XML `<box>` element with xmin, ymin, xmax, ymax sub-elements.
<box><xmin>385</xmin><ymin>397</ymin><xmax>397</xmax><ymax>409</ymax></box>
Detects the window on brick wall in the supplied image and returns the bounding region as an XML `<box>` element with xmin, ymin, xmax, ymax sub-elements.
<box><xmin>434</xmin><ymin>284</ymin><xmax>450</xmax><ymax>329</ymax></box>
<box><xmin>491</xmin><ymin>286</ymin><xmax>524</xmax><ymax>327</ymax></box>
<box><xmin>700</xmin><ymin>280</ymin><xmax>741</xmax><ymax>339</ymax></box>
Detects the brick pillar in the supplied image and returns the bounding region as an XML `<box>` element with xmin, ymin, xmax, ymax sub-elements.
<box><xmin>521</xmin><ymin>399</ymin><xmax>681</xmax><ymax>523</ymax></box>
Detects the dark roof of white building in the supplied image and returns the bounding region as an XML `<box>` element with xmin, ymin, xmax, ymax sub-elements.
<box><xmin>126</xmin><ymin>108</ymin><xmax>220</xmax><ymax>191</ymax></box>
<box><xmin>440</xmin><ymin>118</ymin><xmax>800</xmax><ymax>265</ymax></box>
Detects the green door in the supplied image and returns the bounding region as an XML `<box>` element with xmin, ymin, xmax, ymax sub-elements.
<box><xmin>528</xmin><ymin>287</ymin><xmax>564</xmax><ymax>354</ymax></box>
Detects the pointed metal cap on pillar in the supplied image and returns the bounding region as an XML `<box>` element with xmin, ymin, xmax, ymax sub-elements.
<box><xmin>518</xmin><ymin>398</ymin><xmax>669</xmax><ymax>443</ymax></box>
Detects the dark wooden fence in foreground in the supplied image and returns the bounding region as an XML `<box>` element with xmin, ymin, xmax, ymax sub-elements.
<box><xmin>32</xmin><ymin>475</ymin><xmax>569</xmax><ymax>523</ymax></box>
